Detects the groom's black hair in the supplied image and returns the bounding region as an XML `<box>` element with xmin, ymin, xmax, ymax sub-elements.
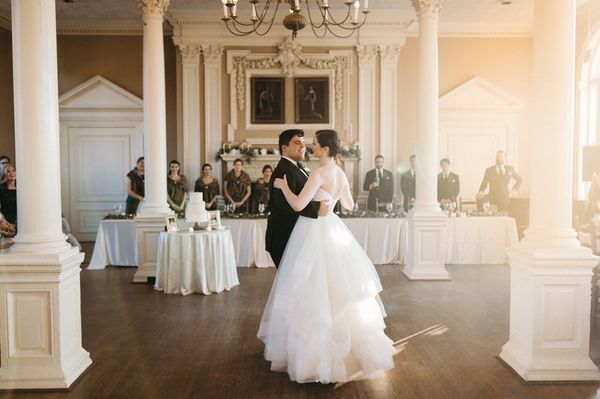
<box><xmin>279</xmin><ymin>129</ymin><xmax>304</xmax><ymax>154</ymax></box>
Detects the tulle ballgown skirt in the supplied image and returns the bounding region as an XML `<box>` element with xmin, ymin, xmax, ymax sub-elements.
<box><xmin>257</xmin><ymin>214</ymin><xmax>395</xmax><ymax>384</ymax></box>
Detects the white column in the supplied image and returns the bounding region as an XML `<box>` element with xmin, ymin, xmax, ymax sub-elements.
<box><xmin>202</xmin><ymin>44</ymin><xmax>224</xmax><ymax>182</ymax></box>
<box><xmin>379</xmin><ymin>45</ymin><xmax>402</xmax><ymax>198</ymax></box>
<box><xmin>134</xmin><ymin>0</ymin><xmax>172</xmax><ymax>283</ymax></box>
<box><xmin>356</xmin><ymin>45</ymin><xmax>378</xmax><ymax>199</ymax></box>
<box><xmin>499</xmin><ymin>0</ymin><xmax>599</xmax><ymax>381</ymax></box>
<box><xmin>137</xmin><ymin>0</ymin><xmax>171</xmax><ymax>217</ymax></box>
<box><xmin>0</xmin><ymin>0</ymin><xmax>91</xmax><ymax>388</ymax></box>
<box><xmin>404</xmin><ymin>0</ymin><xmax>449</xmax><ymax>280</ymax></box>
<box><xmin>178</xmin><ymin>44</ymin><xmax>202</xmax><ymax>184</ymax></box>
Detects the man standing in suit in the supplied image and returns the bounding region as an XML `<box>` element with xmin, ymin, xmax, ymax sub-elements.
<box><xmin>400</xmin><ymin>154</ymin><xmax>416</xmax><ymax>212</ymax></box>
<box><xmin>363</xmin><ymin>155</ymin><xmax>394</xmax><ymax>212</ymax></box>
<box><xmin>477</xmin><ymin>150</ymin><xmax>522</xmax><ymax>212</ymax></box>
<box><xmin>437</xmin><ymin>158</ymin><xmax>460</xmax><ymax>203</ymax></box>
<box><xmin>266</xmin><ymin>129</ymin><xmax>326</xmax><ymax>267</ymax></box>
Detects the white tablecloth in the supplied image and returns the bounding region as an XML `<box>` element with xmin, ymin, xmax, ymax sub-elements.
<box><xmin>154</xmin><ymin>229</ymin><xmax>239</xmax><ymax>295</ymax></box>
<box><xmin>88</xmin><ymin>220</ymin><xmax>138</xmax><ymax>270</ymax></box>
<box><xmin>444</xmin><ymin>216</ymin><xmax>518</xmax><ymax>264</ymax></box>
<box><xmin>225</xmin><ymin>217</ymin><xmax>406</xmax><ymax>267</ymax></box>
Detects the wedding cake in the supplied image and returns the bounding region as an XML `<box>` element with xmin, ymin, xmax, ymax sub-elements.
<box><xmin>185</xmin><ymin>192</ymin><xmax>210</xmax><ymax>224</ymax></box>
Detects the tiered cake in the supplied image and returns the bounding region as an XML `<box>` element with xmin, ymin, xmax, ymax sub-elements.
<box><xmin>185</xmin><ymin>192</ymin><xmax>210</xmax><ymax>224</ymax></box>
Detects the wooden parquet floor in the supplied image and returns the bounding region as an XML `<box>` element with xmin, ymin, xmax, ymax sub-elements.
<box><xmin>3</xmin><ymin>263</ymin><xmax>600</xmax><ymax>399</ymax></box>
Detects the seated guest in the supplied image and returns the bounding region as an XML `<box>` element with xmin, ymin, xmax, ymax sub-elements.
<box><xmin>253</xmin><ymin>165</ymin><xmax>273</xmax><ymax>213</ymax></box>
<box><xmin>0</xmin><ymin>164</ymin><xmax>17</xmax><ymax>225</ymax></box>
<box><xmin>437</xmin><ymin>158</ymin><xmax>460</xmax><ymax>203</ymax></box>
<box><xmin>194</xmin><ymin>163</ymin><xmax>220</xmax><ymax>210</ymax></box>
<box><xmin>126</xmin><ymin>157</ymin><xmax>145</xmax><ymax>215</ymax></box>
<box><xmin>401</xmin><ymin>154</ymin><xmax>416</xmax><ymax>212</ymax></box>
<box><xmin>477</xmin><ymin>150</ymin><xmax>522</xmax><ymax>212</ymax></box>
<box><xmin>224</xmin><ymin>158</ymin><xmax>252</xmax><ymax>212</ymax></box>
<box><xmin>0</xmin><ymin>155</ymin><xmax>10</xmax><ymax>184</ymax></box>
<box><xmin>363</xmin><ymin>155</ymin><xmax>394</xmax><ymax>212</ymax></box>
<box><xmin>167</xmin><ymin>160</ymin><xmax>188</xmax><ymax>213</ymax></box>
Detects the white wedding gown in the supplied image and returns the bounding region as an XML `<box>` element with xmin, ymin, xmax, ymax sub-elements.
<box><xmin>257</xmin><ymin>188</ymin><xmax>395</xmax><ymax>384</ymax></box>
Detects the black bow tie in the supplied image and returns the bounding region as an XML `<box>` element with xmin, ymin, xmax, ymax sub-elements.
<box><xmin>296</xmin><ymin>162</ymin><xmax>305</xmax><ymax>170</ymax></box>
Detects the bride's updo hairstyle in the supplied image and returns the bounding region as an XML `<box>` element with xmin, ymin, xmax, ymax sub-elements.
<box><xmin>315</xmin><ymin>129</ymin><xmax>340</xmax><ymax>158</ymax></box>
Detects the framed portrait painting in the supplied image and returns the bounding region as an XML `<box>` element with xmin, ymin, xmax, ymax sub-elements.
<box><xmin>251</xmin><ymin>77</ymin><xmax>285</xmax><ymax>124</ymax></box>
<box><xmin>294</xmin><ymin>77</ymin><xmax>329</xmax><ymax>124</ymax></box>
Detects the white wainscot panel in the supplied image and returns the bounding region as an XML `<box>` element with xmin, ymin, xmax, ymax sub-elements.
<box><xmin>7</xmin><ymin>291</ymin><xmax>52</xmax><ymax>358</ymax></box>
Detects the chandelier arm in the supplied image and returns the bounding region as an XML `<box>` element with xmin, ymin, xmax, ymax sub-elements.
<box><xmin>321</xmin><ymin>2</ymin><xmax>353</xmax><ymax>26</ymax></box>
<box><xmin>304</xmin><ymin>0</ymin><xmax>328</xmax><ymax>30</ymax></box>
<box><xmin>224</xmin><ymin>21</ymin><xmax>255</xmax><ymax>36</ymax></box>
<box><xmin>227</xmin><ymin>0</ymin><xmax>279</xmax><ymax>28</ymax></box>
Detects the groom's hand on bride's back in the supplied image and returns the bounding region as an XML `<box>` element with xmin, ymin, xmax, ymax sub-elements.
<box><xmin>318</xmin><ymin>199</ymin><xmax>332</xmax><ymax>216</ymax></box>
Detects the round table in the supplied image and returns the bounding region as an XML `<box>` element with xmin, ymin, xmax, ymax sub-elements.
<box><xmin>154</xmin><ymin>229</ymin><xmax>239</xmax><ymax>295</ymax></box>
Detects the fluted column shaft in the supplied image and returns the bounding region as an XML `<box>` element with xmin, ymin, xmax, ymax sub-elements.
<box><xmin>138</xmin><ymin>0</ymin><xmax>172</xmax><ymax>216</ymax></box>
<box><xmin>413</xmin><ymin>0</ymin><xmax>443</xmax><ymax>213</ymax></box>
<box><xmin>522</xmin><ymin>0</ymin><xmax>578</xmax><ymax>248</ymax></box>
<box><xmin>10</xmin><ymin>0</ymin><xmax>69</xmax><ymax>254</ymax></box>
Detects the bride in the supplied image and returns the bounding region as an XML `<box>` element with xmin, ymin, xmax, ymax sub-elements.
<box><xmin>257</xmin><ymin>129</ymin><xmax>395</xmax><ymax>384</ymax></box>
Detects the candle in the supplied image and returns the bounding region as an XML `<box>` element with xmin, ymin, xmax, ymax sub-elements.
<box><xmin>252</xmin><ymin>3</ymin><xmax>257</xmax><ymax>19</ymax></box>
<box><xmin>353</xmin><ymin>1</ymin><xmax>359</xmax><ymax>21</ymax></box>
<box><xmin>222</xmin><ymin>4</ymin><xmax>228</xmax><ymax>17</ymax></box>
<box><xmin>232</xmin><ymin>4</ymin><xmax>237</xmax><ymax>17</ymax></box>
<box><xmin>294</xmin><ymin>0</ymin><xmax>300</xmax><ymax>10</ymax></box>
<box><xmin>364</xmin><ymin>0</ymin><xmax>368</xmax><ymax>9</ymax></box>
<box><xmin>323</xmin><ymin>0</ymin><xmax>328</xmax><ymax>6</ymax></box>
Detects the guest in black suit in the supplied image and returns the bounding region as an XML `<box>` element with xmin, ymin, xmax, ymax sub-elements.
<box><xmin>266</xmin><ymin>130</ymin><xmax>324</xmax><ymax>267</ymax></box>
<box><xmin>363</xmin><ymin>155</ymin><xmax>394</xmax><ymax>212</ymax></box>
<box><xmin>400</xmin><ymin>154</ymin><xmax>416</xmax><ymax>211</ymax></box>
<box><xmin>437</xmin><ymin>158</ymin><xmax>460</xmax><ymax>203</ymax></box>
<box><xmin>477</xmin><ymin>150</ymin><xmax>522</xmax><ymax>212</ymax></box>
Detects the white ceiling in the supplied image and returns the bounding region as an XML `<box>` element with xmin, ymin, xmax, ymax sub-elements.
<box><xmin>0</xmin><ymin>0</ymin><xmax>530</xmax><ymax>23</ymax></box>
<box><xmin>0</xmin><ymin>0</ymin><xmax>595</xmax><ymax>33</ymax></box>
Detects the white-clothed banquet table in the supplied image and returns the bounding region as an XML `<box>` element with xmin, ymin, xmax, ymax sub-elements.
<box><xmin>154</xmin><ymin>229</ymin><xmax>239</xmax><ymax>295</ymax></box>
<box><xmin>88</xmin><ymin>220</ymin><xmax>137</xmax><ymax>270</ymax></box>
<box><xmin>225</xmin><ymin>217</ymin><xmax>406</xmax><ymax>267</ymax></box>
<box><xmin>444</xmin><ymin>216</ymin><xmax>518</xmax><ymax>264</ymax></box>
<box><xmin>88</xmin><ymin>216</ymin><xmax>519</xmax><ymax>269</ymax></box>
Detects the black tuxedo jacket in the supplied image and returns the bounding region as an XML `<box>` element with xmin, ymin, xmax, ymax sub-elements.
<box><xmin>479</xmin><ymin>165</ymin><xmax>522</xmax><ymax>211</ymax></box>
<box><xmin>363</xmin><ymin>168</ymin><xmax>394</xmax><ymax>211</ymax></box>
<box><xmin>437</xmin><ymin>172</ymin><xmax>460</xmax><ymax>202</ymax></box>
<box><xmin>266</xmin><ymin>158</ymin><xmax>319</xmax><ymax>267</ymax></box>
<box><xmin>400</xmin><ymin>170</ymin><xmax>416</xmax><ymax>211</ymax></box>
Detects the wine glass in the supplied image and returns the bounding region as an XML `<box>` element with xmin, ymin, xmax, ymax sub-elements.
<box><xmin>258</xmin><ymin>203</ymin><xmax>265</xmax><ymax>214</ymax></box>
<box><xmin>386</xmin><ymin>202</ymin><xmax>393</xmax><ymax>214</ymax></box>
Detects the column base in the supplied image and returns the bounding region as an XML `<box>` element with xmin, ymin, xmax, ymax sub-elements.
<box><xmin>500</xmin><ymin>243</ymin><xmax>599</xmax><ymax>381</ymax></box>
<box><xmin>403</xmin><ymin>210</ymin><xmax>449</xmax><ymax>280</ymax></box>
<box><xmin>137</xmin><ymin>202</ymin><xmax>173</xmax><ymax>217</ymax></box>
<box><xmin>9</xmin><ymin>232</ymin><xmax>71</xmax><ymax>255</ymax></box>
<box><xmin>499</xmin><ymin>343</ymin><xmax>600</xmax><ymax>381</ymax></box>
<box><xmin>133</xmin><ymin>215</ymin><xmax>166</xmax><ymax>283</ymax></box>
<box><xmin>0</xmin><ymin>248</ymin><xmax>92</xmax><ymax>389</ymax></box>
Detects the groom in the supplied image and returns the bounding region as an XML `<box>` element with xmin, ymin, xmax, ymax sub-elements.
<box><xmin>266</xmin><ymin>129</ymin><xmax>324</xmax><ymax>267</ymax></box>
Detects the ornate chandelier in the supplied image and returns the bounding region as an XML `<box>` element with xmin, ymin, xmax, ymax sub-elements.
<box><xmin>220</xmin><ymin>0</ymin><xmax>370</xmax><ymax>39</ymax></box>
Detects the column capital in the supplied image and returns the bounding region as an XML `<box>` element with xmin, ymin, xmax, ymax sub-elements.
<box><xmin>178</xmin><ymin>44</ymin><xmax>201</xmax><ymax>64</ymax></box>
<box><xmin>378</xmin><ymin>45</ymin><xmax>402</xmax><ymax>64</ymax></box>
<box><xmin>138</xmin><ymin>0</ymin><xmax>170</xmax><ymax>20</ymax></box>
<box><xmin>202</xmin><ymin>44</ymin><xmax>224</xmax><ymax>64</ymax></box>
<box><xmin>411</xmin><ymin>0</ymin><xmax>443</xmax><ymax>19</ymax></box>
<box><xmin>355</xmin><ymin>45</ymin><xmax>378</xmax><ymax>64</ymax></box>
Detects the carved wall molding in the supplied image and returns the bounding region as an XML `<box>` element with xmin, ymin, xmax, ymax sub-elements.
<box><xmin>230</xmin><ymin>38</ymin><xmax>349</xmax><ymax>112</ymax></box>
<box><xmin>411</xmin><ymin>0</ymin><xmax>444</xmax><ymax>19</ymax></box>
